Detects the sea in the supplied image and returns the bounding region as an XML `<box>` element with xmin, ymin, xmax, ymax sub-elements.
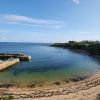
<box><xmin>0</xmin><ymin>42</ymin><xmax>100</xmax><ymax>87</ymax></box>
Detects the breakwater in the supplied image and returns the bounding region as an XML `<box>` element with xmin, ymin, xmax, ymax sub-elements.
<box><xmin>0</xmin><ymin>58</ymin><xmax>19</xmax><ymax>71</ymax></box>
<box><xmin>0</xmin><ymin>53</ymin><xmax>31</xmax><ymax>61</ymax></box>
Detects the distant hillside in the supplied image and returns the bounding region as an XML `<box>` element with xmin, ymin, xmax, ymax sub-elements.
<box><xmin>51</xmin><ymin>40</ymin><xmax>100</xmax><ymax>56</ymax></box>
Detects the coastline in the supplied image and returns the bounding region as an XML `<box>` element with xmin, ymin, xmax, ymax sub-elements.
<box><xmin>1</xmin><ymin>71</ymin><xmax>100</xmax><ymax>100</ymax></box>
<box><xmin>0</xmin><ymin>42</ymin><xmax>100</xmax><ymax>99</ymax></box>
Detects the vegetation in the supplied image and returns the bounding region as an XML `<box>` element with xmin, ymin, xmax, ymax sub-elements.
<box><xmin>3</xmin><ymin>95</ymin><xmax>14</xmax><ymax>100</ymax></box>
<box><xmin>51</xmin><ymin>40</ymin><xmax>100</xmax><ymax>56</ymax></box>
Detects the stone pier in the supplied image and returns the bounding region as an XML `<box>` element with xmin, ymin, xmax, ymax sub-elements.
<box><xmin>0</xmin><ymin>58</ymin><xmax>20</xmax><ymax>71</ymax></box>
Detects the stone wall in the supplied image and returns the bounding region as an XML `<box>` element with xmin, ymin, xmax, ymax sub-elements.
<box><xmin>0</xmin><ymin>58</ymin><xmax>19</xmax><ymax>71</ymax></box>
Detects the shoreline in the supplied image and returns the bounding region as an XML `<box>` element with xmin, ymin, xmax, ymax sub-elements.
<box><xmin>1</xmin><ymin>72</ymin><xmax>100</xmax><ymax>100</ymax></box>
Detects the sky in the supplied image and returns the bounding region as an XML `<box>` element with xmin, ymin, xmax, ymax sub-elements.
<box><xmin>0</xmin><ymin>0</ymin><xmax>100</xmax><ymax>43</ymax></box>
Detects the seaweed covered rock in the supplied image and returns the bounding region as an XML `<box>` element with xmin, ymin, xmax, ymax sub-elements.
<box><xmin>95</xmin><ymin>94</ymin><xmax>100</xmax><ymax>100</ymax></box>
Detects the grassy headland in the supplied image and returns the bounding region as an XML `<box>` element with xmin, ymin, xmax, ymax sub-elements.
<box><xmin>51</xmin><ymin>40</ymin><xmax>100</xmax><ymax>57</ymax></box>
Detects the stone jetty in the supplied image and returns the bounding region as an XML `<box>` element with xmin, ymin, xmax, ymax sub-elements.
<box><xmin>0</xmin><ymin>53</ymin><xmax>31</xmax><ymax>61</ymax></box>
<box><xmin>0</xmin><ymin>58</ymin><xmax>19</xmax><ymax>71</ymax></box>
<box><xmin>0</xmin><ymin>53</ymin><xmax>31</xmax><ymax>70</ymax></box>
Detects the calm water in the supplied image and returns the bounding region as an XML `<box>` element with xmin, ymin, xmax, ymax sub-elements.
<box><xmin>0</xmin><ymin>42</ymin><xmax>100</xmax><ymax>86</ymax></box>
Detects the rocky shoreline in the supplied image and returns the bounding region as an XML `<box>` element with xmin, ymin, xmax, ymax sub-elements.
<box><xmin>1</xmin><ymin>73</ymin><xmax>100</xmax><ymax>99</ymax></box>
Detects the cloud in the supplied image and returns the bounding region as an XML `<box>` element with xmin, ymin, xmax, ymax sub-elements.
<box><xmin>0</xmin><ymin>29</ymin><xmax>11</xmax><ymax>33</ymax></box>
<box><xmin>0</xmin><ymin>14</ymin><xmax>65</xmax><ymax>28</ymax></box>
<box><xmin>79</xmin><ymin>32</ymin><xmax>90</xmax><ymax>34</ymax></box>
<box><xmin>0</xmin><ymin>36</ymin><xmax>7</xmax><ymax>40</ymax></box>
<box><xmin>73</xmin><ymin>0</ymin><xmax>80</xmax><ymax>5</ymax></box>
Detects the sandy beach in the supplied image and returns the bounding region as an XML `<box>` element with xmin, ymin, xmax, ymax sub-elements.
<box><xmin>0</xmin><ymin>72</ymin><xmax>100</xmax><ymax>100</ymax></box>
<box><xmin>19</xmin><ymin>85</ymin><xmax>100</xmax><ymax>100</ymax></box>
<box><xmin>15</xmin><ymin>85</ymin><xmax>100</xmax><ymax>100</ymax></box>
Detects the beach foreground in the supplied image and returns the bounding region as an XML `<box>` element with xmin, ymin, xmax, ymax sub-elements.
<box><xmin>1</xmin><ymin>72</ymin><xmax>100</xmax><ymax>100</ymax></box>
<box><xmin>15</xmin><ymin>85</ymin><xmax>100</xmax><ymax>100</ymax></box>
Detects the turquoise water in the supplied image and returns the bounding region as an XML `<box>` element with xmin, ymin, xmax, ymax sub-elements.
<box><xmin>0</xmin><ymin>42</ymin><xmax>100</xmax><ymax>86</ymax></box>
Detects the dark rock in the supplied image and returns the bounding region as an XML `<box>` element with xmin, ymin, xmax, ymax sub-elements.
<box><xmin>53</xmin><ymin>82</ymin><xmax>60</xmax><ymax>85</ymax></box>
<box><xmin>28</xmin><ymin>84</ymin><xmax>35</xmax><ymax>88</ymax></box>
<box><xmin>39</xmin><ymin>84</ymin><xmax>43</xmax><ymax>87</ymax></box>
<box><xmin>69</xmin><ymin>76</ymin><xmax>87</xmax><ymax>82</ymax></box>
<box><xmin>78</xmin><ymin>76</ymin><xmax>87</xmax><ymax>80</ymax></box>
<box><xmin>0</xmin><ymin>83</ymin><xmax>15</xmax><ymax>88</ymax></box>
<box><xmin>95</xmin><ymin>94</ymin><xmax>100</xmax><ymax>100</ymax></box>
<box><xmin>63</xmin><ymin>79</ymin><xmax>69</xmax><ymax>83</ymax></box>
<box><xmin>70</xmin><ymin>78</ymin><xmax>80</xmax><ymax>82</ymax></box>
